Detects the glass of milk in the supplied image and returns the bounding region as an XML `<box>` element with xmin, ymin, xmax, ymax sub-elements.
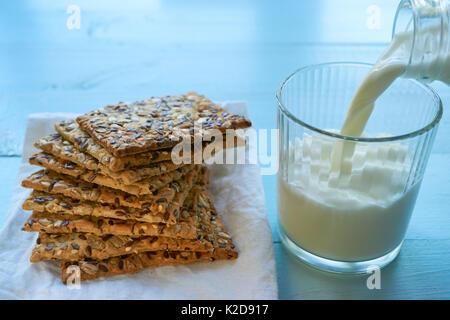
<box><xmin>276</xmin><ymin>62</ymin><xmax>443</xmax><ymax>273</ymax></box>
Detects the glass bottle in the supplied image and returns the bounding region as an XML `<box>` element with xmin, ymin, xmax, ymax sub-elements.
<box><xmin>393</xmin><ymin>0</ymin><xmax>450</xmax><ymax>84</ymax></box>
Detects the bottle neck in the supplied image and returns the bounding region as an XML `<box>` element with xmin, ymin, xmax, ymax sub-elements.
<box><xmin>392</xmin><ymin>0</ymin><xmax>450</xmax><ymax>83</ymax></box>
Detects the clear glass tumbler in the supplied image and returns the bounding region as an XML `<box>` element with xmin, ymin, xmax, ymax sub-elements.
<box><xmin>276</xmin><ymin>62</ymin><xmax>442</xmax><ymax>273</ymax></box>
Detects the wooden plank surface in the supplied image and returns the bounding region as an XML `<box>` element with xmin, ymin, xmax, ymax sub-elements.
<box><xmin>0</xmin><ymin>0</ymin><xmax>449</xmax><ymax>299</ymax></box>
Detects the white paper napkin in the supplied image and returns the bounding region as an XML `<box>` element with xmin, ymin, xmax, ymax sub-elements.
<box><xmin>0</xmin><ymin>102</ymin><xmax>278</xmax><ymax>300</ymax></box>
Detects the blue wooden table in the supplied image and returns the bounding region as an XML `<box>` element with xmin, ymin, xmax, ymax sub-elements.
<box><xmin>1</xmin><ymin>0</ymin><xmax>449</xmax><ymax>299</ymax></box>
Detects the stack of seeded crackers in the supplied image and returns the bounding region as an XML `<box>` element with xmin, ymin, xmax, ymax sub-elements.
<box><xmin>20</xmin><ymin>92</ymin><xmax>252</xmax><ymax>283</ymax></box>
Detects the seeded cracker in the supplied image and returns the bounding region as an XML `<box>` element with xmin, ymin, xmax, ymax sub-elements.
<box><xmin>30</xmin><ymin>185</ymin><xmax>235</xmax><ymax>262</ymax></box>
<box><xmin>62</xmin><ymin>248</ymin><xmax>237</xmax><ymax>283</ymax></box>
<box><xmin>59</xmin><ymin>187</ymin><xmax>237</xmax><ymax>282</ymax></box>
<box><xmin>19</xmin><ymin>91</ymin><xmax>244</xmax><ymax>284</ymax></box>
<box><xmin>21</xmin><ymin>167</ymin><xmax>201</xmax><ymax>212</ymax></box>
<box><xmin>29</xmin><ymin>152</ymin><xmax>194</xmax><ymax>196</ymax></box>
<box><xmin>23</xmin><ymin>191</ymin><xmax>180</xmax><ymax>224</ymax></box>
<box><xmin>23</xmin><ymin>166</ymin><xmax>208</xmax><ymax>225</ymax></box>
<box><xmin>54</xmin><ymin>120</ymin><xmax>246</xmax><ymax>174</ymax></box>
<box><xmin>35</xmin><ymin>133</ymin><xmax>99</xmax><ymax>171</ymax></box>
<box><xmin>22</xmin><ymin>211</ymin><xmax>197</xmax><ymax>239</ymax></box>
<box><xmin>32</xmin><ymin>233</ymin><xmax>213</xmax><ymax>262</ymax></box>
<box><xmin>54</xmin><ymin>121</ymin><xmax>174</xmax><ymax>172</ymax></box>
<box><xmin>38</xmin><ymin>130</ymin><xmax>186</xmax><ymax>184</ymax></box>
<box><xmin>75</xmin><ymin>92</ymin><xmax>251</xmax><ymax>157</ymax></box>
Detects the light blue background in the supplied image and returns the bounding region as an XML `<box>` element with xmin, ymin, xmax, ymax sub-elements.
<box><xmin>0</xmin><ymin>0</ymin><xmax>449</xmax><ymax>299</ymax></box>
